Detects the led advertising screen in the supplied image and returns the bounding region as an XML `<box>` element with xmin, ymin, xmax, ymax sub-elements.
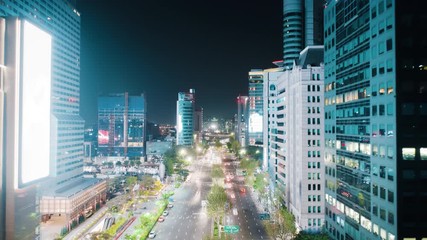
<box><xmin>98</xmin><ymin>130</ymin><xmax>109</xmax><ymax>145</ymax></box>
<box><xmin>20</xmin><ymin>20</ymin><xmax>52</xmax><ymax>185</ymax></box>
<box><xmin>248</xmin><ymin>112</ymin><xmax>263</xmax><ymax>133</ymax></box>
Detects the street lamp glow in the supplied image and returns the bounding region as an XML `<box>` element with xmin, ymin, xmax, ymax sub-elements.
<box><xmin>186</xmin><ymin>156</ymin><xmax>193</xmax><ymax>162</ymax></box>
<box><xmin>179</xmin><ymin>149</ymin><xmax>187</xmax><ymax>156</ymax></box>
<box><xmin>196</xmin><ymin>146</ymin><xmax>202</xmax><ymax>153</ymax></box>
<box><xmin>239</xmin><ymin>149</ymin><xmax>246</xmax><ymax>155</ymax></box>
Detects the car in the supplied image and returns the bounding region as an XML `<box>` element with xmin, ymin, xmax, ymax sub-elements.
<box><xmin>162</xmin><ymin>211</ymin><xmax>169</xmax><ymax>216</ymax></box>
<box><xmin>230</xmin><ymin>193</ymin><xmax>235</xmax><ymax>199</ymax></box>
<box><xmin>158</xmin><ymin>216</ymin><xmax>165</xmax><ymax>222</ymax></box>
<box><xmin>240</xmin><ymin>187</ymin><xmax>246</xmax><ymax>193</ymax></box>
<box><xmin>148</xmin><ymin>231</ymin><xmax>156</xmax><ymax>238</ymax></box>
<box><xmin>168</xmin><ymin>203</ymin><xmax>173</xmax><ymax>208</ymax></box>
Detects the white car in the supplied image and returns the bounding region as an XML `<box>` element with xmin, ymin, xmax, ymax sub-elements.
<box><xmin>162</xmin><ymin>211</ymin><xmax>169</xmax><ymax>216</ymax></box>
<box><xmin>148</xmin><ymin>231</ymin><xmax>156</xmax><ymax>238</ymax></box>
<box><xmin>168</xmin><ymin>203</ymin><xmax>173</xmax><ymax>208</ymax></box>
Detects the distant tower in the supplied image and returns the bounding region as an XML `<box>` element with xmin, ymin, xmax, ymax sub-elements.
<box><xmin>283</xmin><ymin>0</ymin><xmax>324</xmax><ymax>68</ymax></box>
<box><xmin>176</xmin><ymin>89</ymin><xmax>195</xmax><ymax>146</ymax></box>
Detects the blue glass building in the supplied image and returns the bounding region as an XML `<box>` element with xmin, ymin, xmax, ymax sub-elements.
<box><xmin>98</xmin><ymin>93</ymin><xmax>146</xmax><ymax>158</ymax></box>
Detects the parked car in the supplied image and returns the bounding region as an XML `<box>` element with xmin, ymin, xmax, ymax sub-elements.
<box><xmin>167</xmin><ymin>203</ymin><xmax>173</xmax><ymax>208</ymax></box>
<box><xmin>162</xmin><ymin>211</ymin><xmax>169</xmax><ymax>216</ymax></box>
<box><xmin>158</xmin><ymin>216</ymin><xmax>165</xmax><ymax>222</ymax></box>
<box><xmin>148</xmin><ymin>231</ymin><xmax>156</xmax><ymax>238</ymax></box>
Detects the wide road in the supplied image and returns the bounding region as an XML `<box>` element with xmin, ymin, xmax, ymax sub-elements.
<box><xmin>151</xmin><ymin>154</ymin><xmax>213</xmax><ymax>240</ymax></box>
<box><xmin>223</xmin><ymin>157</ymin><xmax>270</xmax><ymax>240</ymax></box>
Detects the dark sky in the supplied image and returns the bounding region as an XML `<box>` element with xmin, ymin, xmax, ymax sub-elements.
<box><xmin>76</xmin><ymin>0</ymin><xmax>282</xmax><ymax>125</ymax></box>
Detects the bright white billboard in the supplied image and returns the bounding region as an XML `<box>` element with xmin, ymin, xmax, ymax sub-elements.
<box><xmin>248</xmin><ymin>112</ymin><xmax>263</xmax><ymax>133</ymax></box>
<box><xmin>20</xmin><ymin>20</ymin><xmax>52</xmax><ymax>185</ymax></box>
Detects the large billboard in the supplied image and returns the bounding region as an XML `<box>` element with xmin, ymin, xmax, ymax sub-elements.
<box><xmin>98</xmin><ymin>130</ymin><xmax>109</xmax><ymax>145</ymax></box>
<box><xmin>20</xmin><ymin>20</ymin><xmax>52</xmax><ymax>185</ymax></box>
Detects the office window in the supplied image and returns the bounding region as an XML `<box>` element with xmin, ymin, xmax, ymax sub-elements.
<box><xmin>386</xmin><ymin>39</ymin><xmax>393</xmax><ymax>51</ymax></box>
<box><xmin>386</xmin><ymin>59</ymin><xmax>393</xmax><ymax>72</ymax></box>
<box><xmin>386</xmin><ymin>16</ymin><xmax>393</xmax><ymax>29</ymax></box>
<box><xmin>308</xmin><ymin>195</ymin><xmax>312</xmax><ymax>201</ymax></box>
<box><xmin>372</xmin><ymin>26</ymin><xmax>377</xmax><ymax>38</ymax></box>
<box><xmin>378</xmin><ymin>0</ymin><xmax>384</xmax><ymax>14</ymax></box>
<box><xmin>308</xmin><ymin>206</ymin><xmax>312</xmax><ymax>213</ymax></box>
<box><xmin>379</xmin><ymin>104</ymin><xmax>385</xmax><ymax>115</ymax></box>
<box><xmin>380</xmin><ymin>187</ymin><xmax>386</xmax><ymax>199</ymax></box>
<box><xmin>380</xmin><ymin>208</ymin><xmax>386</xmax><ymax>220</ymax></box>
<box><xmin>402</xmin><ymin>148</ymin><xmax>416</xmax><ymax>160</ymax></box>
<box><xmin>379</xmin><ymin>41</ymin><xmax>385</xmax><ymax>54</ymax></box>
<box><xmin>387</xmin><ymin>81</ymin><xmax>394</xmax><ymax>94</ymax></box>
<box><xmin>387</xmin><ymin>103</ymin><xmax>393</xmax><ymax>115</ymax></box>
<box><xmin>307</xmin><ymin>85</ymin><xmax>311</xmax><ymax>92</ymax></box>
<box><xmin>387</xmin><ymin>167</ymin><xmax>394</xmax><ymax>181</ymax></box>
<box><xmin>372</xmin><ymin>184</ymin><xmax>378</xmax><ymax>196</ymax></box>
<box><xmin>379</xmin><ymin>62</ymin><xmax>385</xmax><ymax>74</ymax></box>
<box><xmin>387</xmin><ymin>146</ymin><xmax>394</xmax><ymax>160</ymax></box>
<box><xmin>372</xmin><ymin>105</ymin><xmax>378</xmax><ymax>116</ymax></box>
<box><xmin>388</xmin><ymin>190</ymin><xmax>394</xmax><ymax>203</ymax></box>
<box><xmin>420</xmin><ymin>148</ymin><xmax>427</xmax><ymax>160</ymax></box>
<box><xmin>371</xmin><ymin>6</ymin><xmax>377</xmax><ymax>19</ymax></box>
<box><xmin>388</xmin><ymin>212</ymin><xmax>394</xmax><ymax>224</ymax></box>
<box><xmin>386</xmin><ymin>0</ymin><xmax>392</xmax><ymax>8</ymax></box>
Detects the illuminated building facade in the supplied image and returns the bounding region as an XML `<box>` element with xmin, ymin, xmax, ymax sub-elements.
<box><xmin>248</xmin><ymin>69</ymin><xmax>264</xmax><ymax>146</ymax></box>
<box><xmin>236</xmin><ymin>95</ymin><xmax>249</xmax><ymax>147</ymax></box>
<box><xmin>269</xmin><ymin>46</ymin><xmax>325</xmax><ymax>231</ymax></box>
<box><xmin>176</xmin><ymin>89</ymin><xmax>195</xmax><ymax>146</ymax></box>
<box><xmin>324</xmin><ymin>0</ymin><xmax>427</xmax><ymax>239</ymax></box>
<box><xmin>97</xmin><ymin>92</ymin><xmax>146</xmax><ymax>158</ymax></box>
<box><xmin>0</xmin><ymin>1</ymin><xmax>107</xmax><ymax>238</ymax></box>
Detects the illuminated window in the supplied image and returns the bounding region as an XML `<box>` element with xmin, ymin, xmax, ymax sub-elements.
<box><xmin>402</xmin><ymin>148</ymin><xmax>416</xmax><ymax>160</ymax></box>
<box><xmin>421</xmin><ymin>148</ymin><xmax>427</xmax><ymax>160</ymax></box>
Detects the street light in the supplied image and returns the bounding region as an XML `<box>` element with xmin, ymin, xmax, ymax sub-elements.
<box><xmin>179</xmin><ymin>148</ymin><xmax>187</xmax><ymax>156</ymax></box>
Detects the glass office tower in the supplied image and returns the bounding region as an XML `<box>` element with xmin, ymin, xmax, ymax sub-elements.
<box><xmin>176</xmin><ymin>89</ymin><xmax>195</xmax><ymax>146</ymax></box>
<box><xmin>324</xmin><ymin>0</ymin><xmax>427</xmax><ymax>239</ymax></box>
<box><xmin>98</xmin><ymin>93</ymin><xmax>147</xmax><ymax>157</ymax></box>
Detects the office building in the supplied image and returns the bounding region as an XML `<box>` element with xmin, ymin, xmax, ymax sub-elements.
<box><xmin>236</xmin><ymin>96</ymin><xmax>249</xmax><ymax>148</ymax></box>
<box><xmin>283</xmin><ymin>0</ymin><xmax>324</xmax><ymax>68</ymax></box>
<box><xmin>0</xmin><ymin>2</ymin><xmax>107</xmax><ymax>238</ymax></box>
<box><xmin>324</xmin><ymin>0</ymin><xmax>427</xmax><ymax>239</ymax></box>
<box><xmin>176</xmin><ymin>89</ymin><xmax>195</xmax><ymax>146</ymax></box>
<box><xmin>248</xmin><ymin>69</ymin><xmax>264</xmax><ymax>146</ymax></box>
<box><xmin>98</xmin><ymin>92</ymin><xmax>147</xmax><ymax>158</ymax></box>
<box><xmin>268</xmin><ymin>46</ymin><xmax>324</xmax><ymax>231</ymax></box>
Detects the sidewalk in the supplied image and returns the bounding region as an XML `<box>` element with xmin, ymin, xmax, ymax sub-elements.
<box><xmin>64</xmin><ymin>206</ymin><xmax>109</xmax><ymax>240</ymax></box>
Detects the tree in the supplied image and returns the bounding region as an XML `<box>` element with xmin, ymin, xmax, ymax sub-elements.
<box><xmin>135</xmin><ymin>160</ymin><xmax>141</xmax><ymax>168</ymax></box>
<box><xmin>130</xmin><ymin>160</ymin><xmax>136</xmax><ymax>167</ymax></box>
<box><xmin>126</xmin><ymin>176</ymin><xmax>137</xmax><ymax>196</ymax></box>
<box><xmin>107</xmin><ymin>162</ymin><xmax>114</xmax><ymax>168</ymax></box>
<box><xmin>141</xmin><ymin>175</ymin><xmax>155</xmax><ymax>190</ymax></box>
<box><xmin>265</xmin><ymin>191</ymin><xmax>297</xmax><ymax>240</ymax></box>
<box><xmin>88</xmin><ymin>232</ymin><xmax>112</xmax><ymax>240</ymax></box>
<box><xmin>211</xmin><ymin>164</ymin><xmax>224</xmax><ymax>185</ymax></box>
<box><xmin>116</xmin><ymin>161</ymin><xmax>122</xmax><ymax>167</ymax></box>
<box><xmin>214</xmin><ymin>139</ymin><xmax>222</xmax><ymax>149</ymax></box>
<box><xmin>207</xmin><ymin>185</ymin><xmax>228</xmax><ymax>238</ymax></box>
<box><xmin>123</xmin><ymin>160</ymin><xmax>130</xmax><ymax>167</ymax></box>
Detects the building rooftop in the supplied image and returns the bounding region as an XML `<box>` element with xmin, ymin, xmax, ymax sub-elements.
<box><xmin>296</xmin><ymin>46</ymin><xmax>324</xmax><ymax>69</ymax></box>
<box><xmin>47</xmin><ymin>178</ymin><xmax>102</xmax><ymax>198</ymax></box>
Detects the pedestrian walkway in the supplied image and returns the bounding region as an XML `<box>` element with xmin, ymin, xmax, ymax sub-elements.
<box><xmin>64</xmin><ymin>207</ymin><xmax>109</xmax><ymax>240</ymax></box>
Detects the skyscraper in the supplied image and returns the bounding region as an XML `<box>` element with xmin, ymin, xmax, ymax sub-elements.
<box><xmin>0</xmin><ymin>1</ymin><xmax>106</xmax><ymax>238</ymax></box>
<box><xmin>236</xmin><ymin>95</ymin><xmax>249</xmax><ymax>148</ymax></box>
<box><xmin>283</xmin><ymin>0</ymin><xmax>324</xmax><ymax>68</ymax></box>
<box><xmin>248</xmin><ymin>69</ymin><xmax>264</xmax><ymax>146</ymax></box>
<box><xmin>268</xmin><ymin>46</ymin><xmax>325</xmax><ymax>232</ymax></box>
<box><xmin>324</xmin><ymin>0</ymin><xmax>427</xmax><ymax>239</ymax></box>
<box><xmin>176</xmin><ymin>89</ymin><xmax>195</xmax><ymax>146</ymax></box>
<box><xmin>98</xmin><ymin>92</ymin><xmax>147</xmax><ymax>158</ymax></box>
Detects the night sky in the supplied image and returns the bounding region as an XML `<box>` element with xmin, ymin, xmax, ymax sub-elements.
<box><xmin>76</xmin><ymin>0</ymin><xmax>282</xmax><ymax>125</ymax></box>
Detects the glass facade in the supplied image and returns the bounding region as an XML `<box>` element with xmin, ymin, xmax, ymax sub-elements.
<box><xmin>322</xmin><ymin>0</ymin><xmax>427</xmax><ymax>239</ymax></box>
<box><xmin>97</xmin><ymin>93</ymin><xmax>146</xmax><ymax>157</ymax></box>
<box><xmin>248</xmin><ymin>70</ymin><xmax>264</xmax><ymax>146</ymax></box>
<box><xmin>176</xmin><ymin>90</ymin><xmax>195</xmax><ymax>146</ymax></box>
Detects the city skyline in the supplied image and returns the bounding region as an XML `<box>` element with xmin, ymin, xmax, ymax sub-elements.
<box><xmin>76</xmin><ymin>0</ymin><xmax>282</xmax><ymax>125</ymax></box>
